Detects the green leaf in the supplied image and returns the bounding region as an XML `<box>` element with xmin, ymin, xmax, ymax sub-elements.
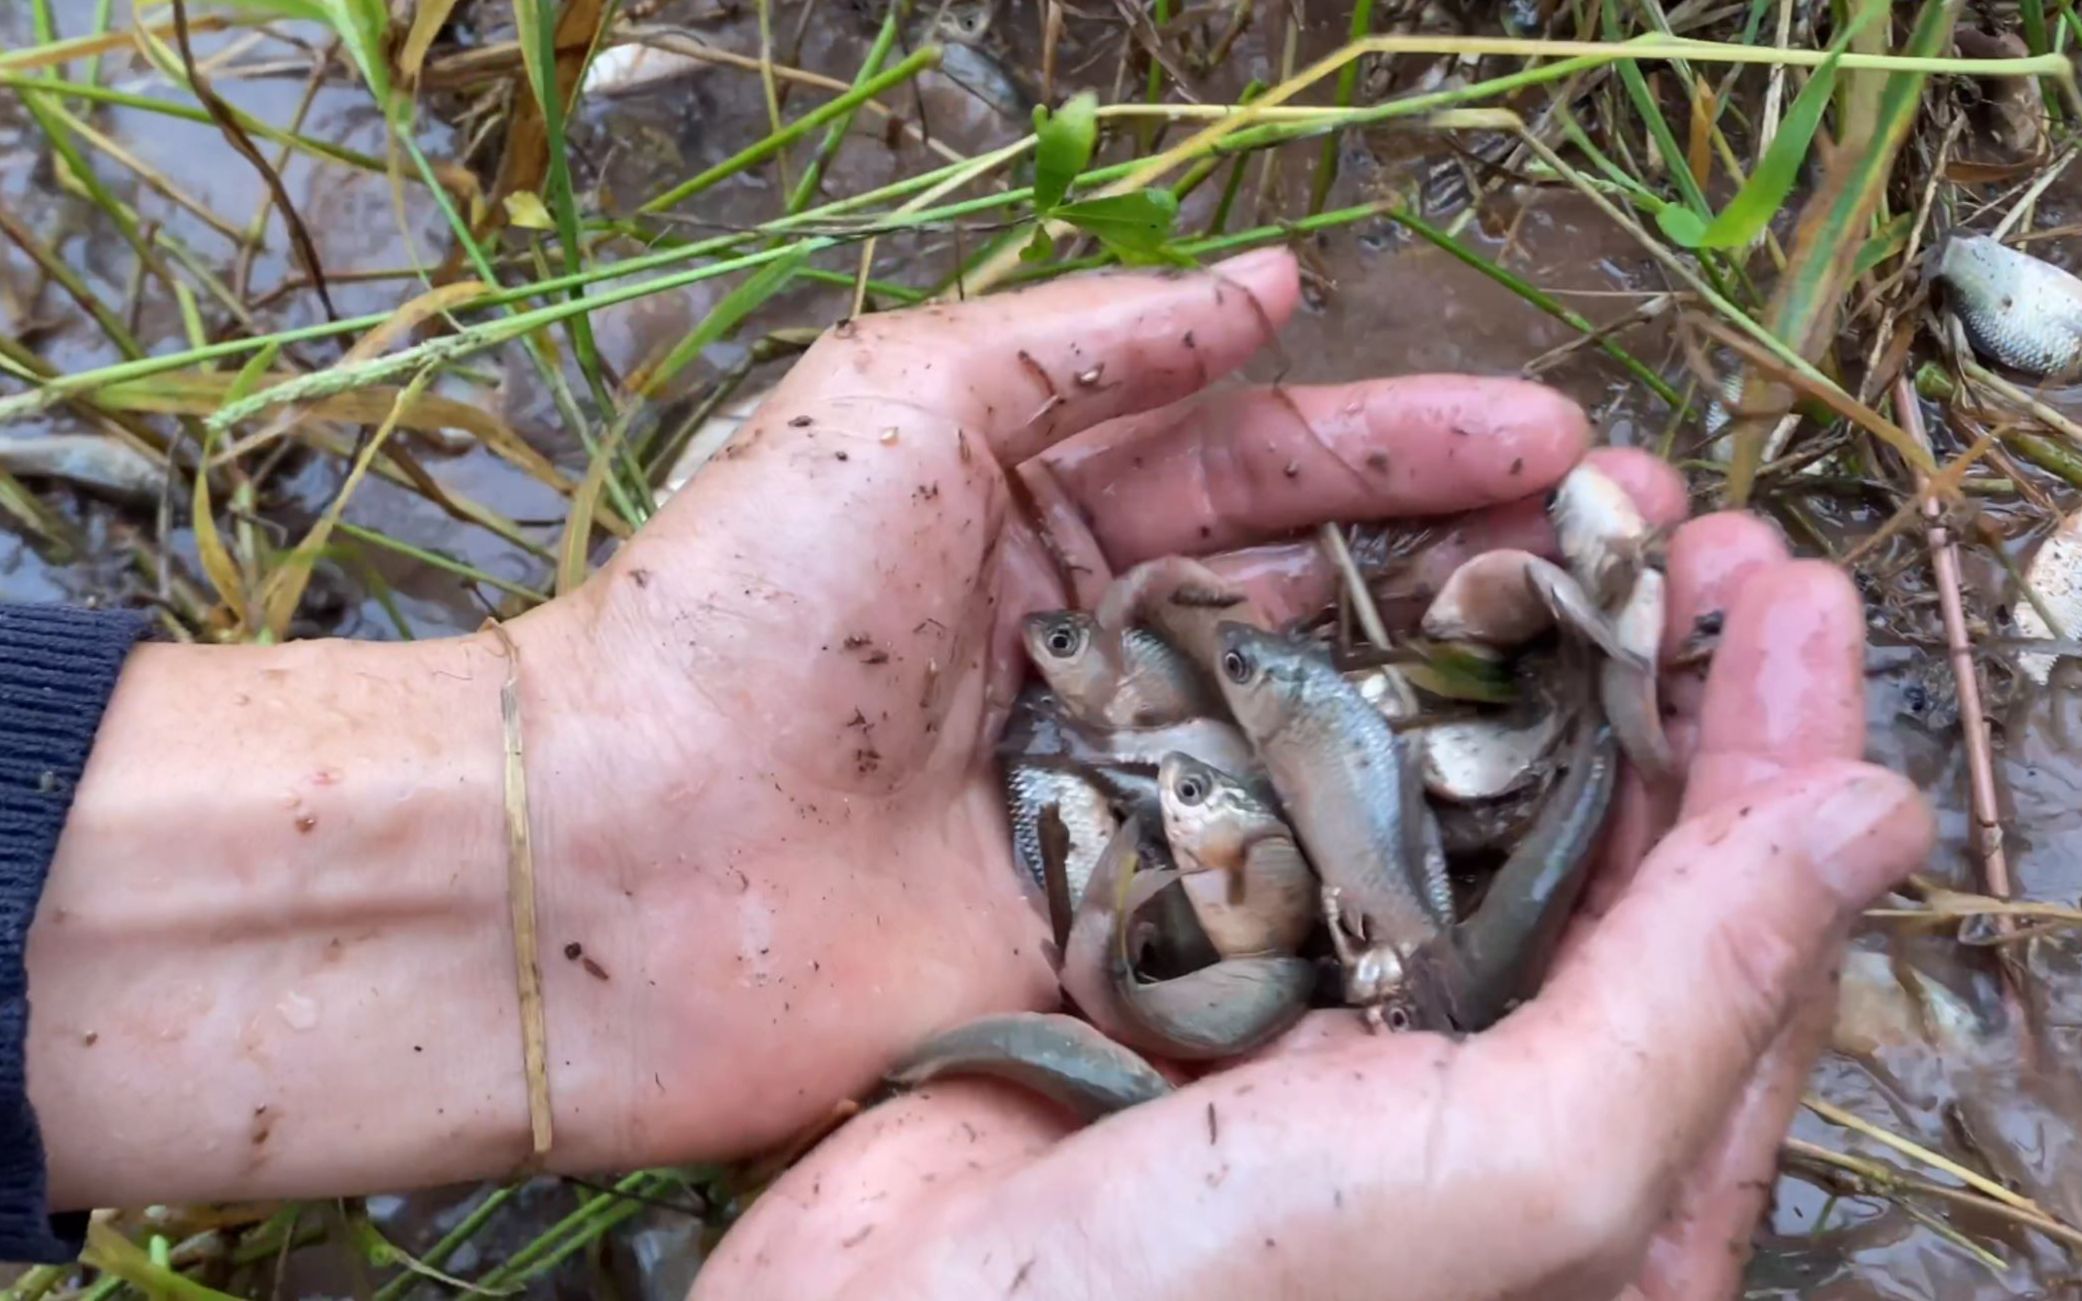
<box><xmin>1031</xmin><ymin>91</ymin><xmax>1097</xmax><ymax>213</ymax></box>
<box><xmin>1693</xmin><ymin>16</ymin><xmax>1870</xmax><ymax>250</ymax></box>
<box><xmin>1056</xmin><ymin>189</ymin><xmax>1179</xmax><ymax>260</ymax></box>
<box><xmin>313</xmin><ymin>0</ymin><xmax>391</xmax><ymax>104</ymax></box>
<box><xmin>1020</xmin><ymin>225</ymin><xmax>1055</xmax><ymax>264</ymax></box>
<box><xmin>225</xmin><ymin>339</ymin><xmax>281</xmax><ymax>405</ymax></box>
<box><xmin>1853</xmin><ymin>210</ymin><xmax>1914</xmax><ymax>278</ymax></box>
<box><xmin>1654</xmin><ymin>202</ymin><xmax>1708</xmax><ymax>248</ymax></box>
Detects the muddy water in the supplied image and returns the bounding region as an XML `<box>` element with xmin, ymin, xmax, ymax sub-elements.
<box><xmin>4</xmin><ymin>0</ymin><xmax>2082</xmax><ymax>1296</ymax></box>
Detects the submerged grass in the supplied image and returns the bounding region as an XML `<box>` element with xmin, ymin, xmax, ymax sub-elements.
<box><xmin>6</xmin><ymin>0</ymin><xmax>2082</xmax><ymax>1293</ymax></box>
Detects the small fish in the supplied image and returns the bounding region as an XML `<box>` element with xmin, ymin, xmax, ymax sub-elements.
<box><xmin>1935</xmin><ymin>232</ymin><xmax>2082</xmax><ymax>379</ymax></box>
<box><xmin>1599</xmin><ymin>567</ymin><xmax>1676</xmax><ymax>782</ymax></box>
<box><xmin>1550</xmin><ymin>461</ymin><xmax>1648</xmax><ymax>610</ymax></box>
<box><xmin>579</xmin><ymin>40</ymin><xmax>710</xmax><ymax>98</ymax></box>
<box><xmin>1053</xmin><ymin>816</ymin><xmax>1304</xmax><ymax>1061</ymax></box>
<box><xmin>1417</xmin><ymin>706</ymin><xmax>1562</xmax><ymax>803</ymax></box>
<box><xmin>1101</xmin><ymin>838</ymin><xmax>1314</xmax><ymax>1061</ymax></box>
<box><xmin>1159</xmin><ymin>753</ymin><xmax>1317</xmax><ymax>959</ymax></box>
<box><xmin>1004</xmin><ymin>758</ymin><xmax>1122</xmax><ymax>905</ymax></box>
<box><xmin>0</xmin><ymin>433</ymin><xmax>165</xmax><ymax>505</ymax></box>
<box><xmin>1420</xmin><ymin>549</ymin><xmax>1636</xmax><ymax>666</ymax></box>
<box><xmin>1210</xmin><ymin>623</ymin><xmax>1452</xmax><ymax>973</ymax></box>
<box><xmin>996</xmin><ymin>682</ymin><xmax>1254</xmax><ymax>793</ymax></box>
<box><xmin>1093</xmin><ymin>555</ymin><xmax>1264</xmax><ymax>673</ymax></box>
<box><xmin>1423</xmin><ymin>714</ymin><xmax>1618</xmax><ymax>1032</ymax></box>
<box><xmin>886</xmin><ymin>1011</ymin><xmax>1173</xmax><ymax>1122</ymax></box>
<box><xmin>1021</xmin><ymin>611</ymin><xmax>1221</xmax><ymax>730</ymax></box>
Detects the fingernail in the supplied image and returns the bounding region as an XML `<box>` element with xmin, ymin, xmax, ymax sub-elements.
<box><xmin>1802</xmin><ymin>773</ymin><xmax>1929</xmax><ymax>904</ymax></box>
<box><xmin>1210</xmin><ymin>246</ymin><xmax>1292</xmax><ymax>278</ymax></box>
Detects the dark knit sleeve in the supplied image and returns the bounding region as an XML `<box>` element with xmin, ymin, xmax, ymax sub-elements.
<box><xmin>0</xmin><ymin>603</ymin><xmax>153</xmax><ymax>1264</ymax></box>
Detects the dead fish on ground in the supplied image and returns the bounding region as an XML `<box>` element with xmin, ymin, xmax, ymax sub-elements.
<box><xmin>1934</xmin><ymin>232</ymin><xmax>2082</xmax><ymax>380</ymax></box>
<box><xmin>0</xmin><ymin>433</ymin><xmax>166</xmax><ymax>505</ymax></box>
<box><xmin>910</xmin><ymin>0</ymin><xmax>1036</xmax><ymax>122</ymax></box>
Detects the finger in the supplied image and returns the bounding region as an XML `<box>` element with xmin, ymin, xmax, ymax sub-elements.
<box><xmin>1044</xmin><ymin>375</ymin><xmax>1593</xmax><ymax>564</ymax></box>
<box><xmin>1629</xmin><ymin>986</ymin><xmax>1837</xmax><ymax>1299</ymax></box>
<box><xmin>1193</xmin><ymin>447</ymin><xmax>1685</xmax><ymax>625</ymax></box>
<box><xmin>1658</xmin><ymin>512</ymin><xmax>1792</xmax><ymax>713</ymax></box>
<box><xmin>1684</xmin><ymin>559</ymin><xmax>1867</xmax><ymax>818</ymax></box>
<box><xmin>1490</xmin><ymin>763</ymin><xmax>1932</xmax><ymax>1227</ymax></box>
<box><xmin>774</xmin><ymin>247</ymin><xmax>1301</xmax><ymax>465</ymax></box>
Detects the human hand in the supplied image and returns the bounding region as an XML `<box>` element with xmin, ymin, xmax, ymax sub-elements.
<box><xmin>683</xmin><ymin>382</ymin><xmax>1936</xmax><ymax>1299</ymax></box>
<box><xmin>497</xmin><ymin>245</ymin><xmax>1627</xmax><ymax>1171</ymax></box>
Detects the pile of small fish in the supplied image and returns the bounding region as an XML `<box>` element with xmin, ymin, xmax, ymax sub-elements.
<box><xmin>888</xmin><ymin>462</ymin><xmax>1671</xmax><ymax>1119</ymax></box>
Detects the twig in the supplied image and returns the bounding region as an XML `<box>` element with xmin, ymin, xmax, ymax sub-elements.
<box><xmin>1318</xmin><ymin>521</ymin><xmax>1390</xmax><ymax>649</ymax></box>
<box><xmin>167</xmin><ymin>0</ymin><xmax>336</xmax><ymax>319</ymax></box>
<box><xmin>1897</xmin><ymin>377</ymin><xmax>2036</xmax><ymax>1052</ymax></box>
<box><xmin>1897</xmin><ymin>378</ymin><xmax>2012</xmax><ymax>904</ymax></box>
<box><xmin>1785</xmin><ymin>1137</ymin><xmax>2082</xmax><ymax>1254</ymax></box>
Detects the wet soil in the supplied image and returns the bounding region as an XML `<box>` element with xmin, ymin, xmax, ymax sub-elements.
<box><xmin>5</xmin><ymin>0</ymin><xmax>2082</xmax><ymax>1296</ymax></box>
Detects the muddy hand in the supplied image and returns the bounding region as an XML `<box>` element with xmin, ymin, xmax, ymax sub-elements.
<box><xmin>691</xmin><ymin>496</ymin><xmax>1935</xmax><ymax>1301</ymax></box>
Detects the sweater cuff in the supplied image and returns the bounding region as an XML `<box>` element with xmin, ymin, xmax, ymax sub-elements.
<box><xmin>0</xmin><ymin>604</ymin><xmax>154</xmax><ymax>1264</ymax></box>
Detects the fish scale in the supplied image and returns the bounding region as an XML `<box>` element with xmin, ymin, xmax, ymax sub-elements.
<box><xmin>1004</xmin><ymin>761</ymin><xmax>1121</xmax><ymax>905</ymax></box>
<box><xmin>1936</xmin><ymin>233</ymin><xmax>2082</xmax><ymax>379</ymax></box>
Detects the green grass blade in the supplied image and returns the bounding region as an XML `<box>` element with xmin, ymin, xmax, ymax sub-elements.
<box><xmin>634</xmin><ymin>245</ymin><xmax>809</xmax><ymax>396</ymax></box>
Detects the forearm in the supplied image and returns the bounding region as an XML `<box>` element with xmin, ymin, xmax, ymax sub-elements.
<box><xmin>25</xmin><ymin>632</ymin><xmax>532</xmax><ymax>1210</ymax></box>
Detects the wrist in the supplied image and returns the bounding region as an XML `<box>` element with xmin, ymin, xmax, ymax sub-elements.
<box><xmin>25</xmin><ymin>630</ymin><xmax>552</xmax><ymax>1208</ymax></box>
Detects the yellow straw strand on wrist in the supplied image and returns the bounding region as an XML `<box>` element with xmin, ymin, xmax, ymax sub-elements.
<box><xmin>485</xmin><ymin>618</ymin><xmax>553</xmax><ymax>1161</ymax></box>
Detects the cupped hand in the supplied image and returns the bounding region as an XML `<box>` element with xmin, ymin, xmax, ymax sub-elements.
<box><xmin>504</xmin><ymin>248</ymin><xmax>1603</xmax><ymax>1172</ymax></box>
<box><xmin>678</xmin><ymin>285</ymin><xmax>1937</xmax><ymax>1299</ymax></box>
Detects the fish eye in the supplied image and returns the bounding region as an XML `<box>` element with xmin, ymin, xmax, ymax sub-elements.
<box><xmin>1385</xmin><ymin>1004</ymin><xmax>1413</xmax><ymax>1032</ymax></box>
<box><xmin>1044</xmin><ymin>624</ymin><xmax>1080</xmax><ymax>657</ymax></box>
<box><xmin>1221</xmin><ymin>648</ymin><xmax>1251</xmax><ymax>683</ymax></box>
<box><xmin>1176</xmin><ymin>774</ymin><xmax>1206</xmax><ymax>804</ymax></box>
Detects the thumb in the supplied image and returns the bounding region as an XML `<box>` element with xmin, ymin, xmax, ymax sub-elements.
<box><xmin>1484</xmin><ymin>762</ymin><xmax>1933</xmax><ymax>1201</ymax></box>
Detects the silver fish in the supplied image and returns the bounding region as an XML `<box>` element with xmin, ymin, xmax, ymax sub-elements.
<box><xmin>1935</xmin><ymin>232</ymin><xmax>2082</xmax><ymax>379</ymax></box>
<box><xmin>1159</xmin><ymin>752</ymin><xmax>1317</xmax><ymax>959</ymax></box>
<box><xmin>1022</xmin><ymin>610</ymin><xmax>1221</xmax><ymax>731</ymax></box>
<box><xmin>1004</xmin><ymin>758</ymin><xmax>1121</xmax><ymax>905</ymax></box>
<box><xmin>886</xmin><ymin>1011</ymin><xmax>1172</xmax><ymax>1122</ymax></box>
<box><xmin>1210</xmin><ymin>622</ymin><xmax>1452</xmax><ymax>966</ymax></box>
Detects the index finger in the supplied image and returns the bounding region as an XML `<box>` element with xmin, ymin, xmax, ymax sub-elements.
<box><xmin>1043</xmin><ymin>375</ymin><xmax>1593</xmax><ymax>563</ymax></box>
